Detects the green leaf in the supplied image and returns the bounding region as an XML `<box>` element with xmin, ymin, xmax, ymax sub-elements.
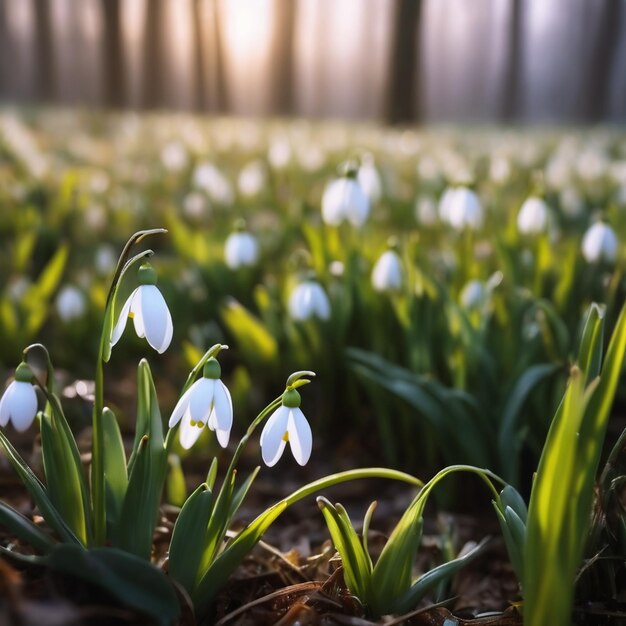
<box><xmin>394</xmin><ymin>538</ymin><xmax>488</xmax><ymax>613</ymax></box>
<box><xmin>577</xmin><ymin>303</ymin><xmax>605</xmax><ymax>385</ymax></box>
<box><xmin>0</xmin><ymin>429</ymin><xmax>81</xmax><ymax>545</ymax></box>
<box><xmin>318</xmin><ymin>498</ymin><xmax>371</xmax><ymax>601</ymax></box>
<box><xmin>40</xmin><ymin>411</ymin><xmax>89</xmax><ymax>545</ymax></box>
<box><xmin>0</xmin><ymin>500</ymin><xmax>56</xmax><ymax>554</ymax></box>
<box><xmin>168</xmin><ymin>483</ymin><xmax>214</xmax><ymax>594</ymax></box>
<box><xmin>228</xmin><ymin>466</ymin><xmax>260</xmax><ymax>520</ymax></box>
<box><xmin>193</xmin><ymin>500</ymin><xmax>288</xmax><ymax>616</ymax></box>
<box><xmin>371</xmin><ymin>495</ymin><xmax>424</xmax><ymax>616</ymax></box>
<box><xmin>47</xmin><ymin>545</ymin><xmax>180</xmax><ymax>626</ymax></box>
<box><xmin>166</xmin><ymin>454</ymin><xmax>187</xmax><ymax>507</ymax></box>
<box><xmin>497</xmin><ymin>363</ymin><xmax>561</xmax><ymax>484</ymax></box>
<box><xmin>102</xmin><ymin>407</ymin><xmax>128</xmax><ymax>537</ymax></box>
<box><xmin>221</xmin><ymin>299</ymin><xmax>278</xmax><ymax>366</ymax></box>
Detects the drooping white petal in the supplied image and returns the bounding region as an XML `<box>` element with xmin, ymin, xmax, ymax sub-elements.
<box><xmin>168</xmin><ymin>383</ymin><xmax>195</xmax><ymax>427</ymax></box>
<box><xmin>288</xmin><ymin>284</ymin><xmax>310</xmax><ymax>321</ymax></box>
<box><xmin>260</xmin><ymin>405</ymin><xmax>289</xmax><ymax>467</ymax></box>
<box><xmin>212</xmin><ymin>380</ymin><xmax>233</xmax><ymax>432</ymax></box>
<box><xmin>214</xmin><ymin>423</ymin><xmax>230</xmax><ymax>448</ymax></box>
<box><xmin>138</xmin><ymin>285</ymin><xmax>172</xmax><ymax>353</ymax></box>
<box><xmin>110</xmin><ymin>290</ymin><xmax>136</xmax><ymax>347</ymax></box>
<box><xmin>517</xmin><ymin>197</ymin><xmax>549</xmax><ymax>235</ymax></box>
<box><xmin>345</xmin><ymin>180</ymin><xmax>371</xmax><ymax>227</ymax></box>
<box><xmin>130</xmin><ymin>288</ymin><xmax>145</xmax><ymax>337</ymax></box>
<box><xmin>310</xmin><ymin>283</ymin><xmax>331</xmax><ymax>320</ymax></box>
<box><xmin>287</xmin><ymin>408</ymin><xmax>312</xmax><ymax>466</ymax></box>
<box><xmin>179</xmin><ymin>409</ymin><xmax>204</xmax><ymax>449</ymax></box>
<box><xmin>189</xmin><ymin>378</ymin><xmax>215</xmax><ymax>424</ymax></box>
<box><xmin>0</xmin><ymin>382</ymin><xmax>14</xmax><ymax>427</ymax></box>
<box><xmin>582</xmin><ymin>222</ymin><xmax>618</xmax><ymax>263</ymax></box>
<box><xmin>9</xmin><ymin>381</ymin><xmax>38</xmax><ymax>432</ymax></box>
<box><xmin>321</xmin><ymin>179</ymin><xmax>348</xmax><ymax>226</ymax></box>
<box><xmin>371</xmin><ymin>250</ymin><xmax>402</xmax><ymax>292</ymax></box>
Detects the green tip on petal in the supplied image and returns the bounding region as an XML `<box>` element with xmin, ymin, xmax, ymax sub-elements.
<box><xmin>282</xmin><ymin>388</ymin><xmax>301</xmax><ymax>408</ymax></box>
<box><xmin>14</xmin><ymin>361</ymin><xmax>34</xmax><ymax>382</ymax></box>
<box><xmin>203</xmin><ymin>357</ymin><xmax>221</xmax><ymax>380</ymax></box>
<box><xmin>138</xmin><ymin>263</ymin><xmax>158</xmax><ymax>285</ymax></box>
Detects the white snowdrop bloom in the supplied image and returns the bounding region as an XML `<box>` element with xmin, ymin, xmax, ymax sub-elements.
<box><xmin>288</xmin><ymin>280</ymin><xmax>331</xmax><ymax>321</ymax></box>
<box><xmin>321</xmin><ymin>175</ymin><xmax>370</xmax><ymax>228</ymax></box>
<box><xmin>182</xmin><ymin>192</ymin><xmax>207</xmax><ymax>220</ymax></box>
<box><xmin>438</xmin><ymin>187</ymin><xmax>456</xmax><ymax>223</ymax></box>
<box><xmin>237</xmin><ymin>161</ymin><xmax>266</xmax><ymax>198</ymax></box>
<box><xmin>111</xmin><ymin>263</ymin><xmax>173</xmax><ymax>354</ymax></box>
<box><xmin>372</xmin><ymin>249</ymin><xmax>403</xmax><ymax>292</ymax></box>
<box><xmin>0</xmin><ymin>363</ymin><xmax>38</xmax><ymax>432</ymax></box>
<box><xmin>56</xmin><ymin>285</ymin><xmax>87</xmax><ymax>322</ymax></box>
<box><xmin>224</xmin><ymin>228</ymin><xmax>259</xmax><ymax>269</ymax></box>
<box><xmin>582</xmin><ymin>222</ymin><xmax>618</xmax><ymax>264</ymax></box>
<box><xmin>560</xmin><ymin>187</ymin><xmax>584</xmax><ymax>218</ymax></box>
<box><xmin>460</xmin><ymin>280</ymin><xmax>486</xmax><ymax>310</ymax></box>
<box><xmin>268</xmin><ymin>137</ymin><xmax>292</xmax><ymax>170</ymax></box>
<box><xmin>260</xmin><ymin>389</ymin><xmax>312</xmax><ymax>466</ymax></box>
<box><xmin>95</xmin><ymin>245</ymin><xmax>117</xmax><ymax>275</ymax></box>
<box><xmin>490</xmin><ymin>157</ymin><xmax>511</xmax><ymax>184</ymax></box>
<box><xmin>415</xmin><ymin>195</ymin><xmax>438</xmax><ymax>226</ymax></box>
<box><xmin>168</xmin><ymin>357</ymin><xmax>233</xmax><ymax>450</ymax></box>
<box><xmin>160</xmin><ymin>141</ymin><xmax>188</xmax><ymax>172</ymax></box>
<box><xmin>357</xmin><ymin>156</ymin><xmax>382</xmax><ymax>203</ymax></box>
<box><xmin>517</xmin><ymin>197</ymin><xmax>550</xmax><ymax>235</ymax></box>
<box><xmin>193</xmin><ymin>162</ymin><xmax>234</xmax><ymax>205</ymax></box>
<box><xmin>445</xmin><ymin>187</ymin><xmax>484</xmax><ymax>231</ymax></box>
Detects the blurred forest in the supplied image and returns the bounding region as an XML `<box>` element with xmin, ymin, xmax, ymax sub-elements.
<box><xmin>0</xmin><ymin>0</ymin><xmax>625</xmax><ymax>123</ymax></box>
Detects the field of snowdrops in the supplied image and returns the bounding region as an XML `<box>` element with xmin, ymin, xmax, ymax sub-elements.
<box><xmin>3</xmin><ymin>110</ymin><xmax>626</xmax><ymax>625</ymax></box>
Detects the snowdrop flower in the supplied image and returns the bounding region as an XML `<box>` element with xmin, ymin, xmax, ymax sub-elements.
<box><xmin>460</xmin><ymin>280</ymin><xmax>486</xmax><ymax>310</ymax></box>
<box><xmin>160</xmin><ymin>141</ymin><xmax>188</xmax><ymax>172</ymax></box>
<box><xmin>321</xmin><ymin>170</ymin><xmax>371</xmax><ymax>228</ymax></box>
<box><xmin>0</xmin><ymin>362</ymin><xmax>37</xmax><ymax>432</ymax></box>
<box><xmin>444</xmin><ymin>186</ymin><xmax>484</xmax><ymax>231</ymax></box>
<box><xmin>268</xmin><ymin>137</ymin><xmax>292</xmax><ymax>170</ymax></box>
<box><xmin>582</xmin><ymin>222</ymin><xmax>618</xmax><ymax>263</ymax></box>
<box><xmin>260</xmin><ymin>388</ymin><xmax>312</xmax><ymax>466</ymax></box>
<box><xmin>56</xmin><ymin>285</ymin><xmax>87</xmax><ymax>322</ymax></box>
<box><xmin>95</xmin><ymin>245</ymin><xmax>117</xmax><ymax>275</ymax></box>
<box><xmin>415</xmin><ymin>195</ymin><xmax>438</xmax><ymax>226</ymax></box>
<box><xmin>193</xmin><ymin>162</ymin><xmax>234</xmax><ymax>205</ymax></box>
<box><xmin>111</xmin><ymin>263</ymin><xmax>173</xmax><ymax>353</ymax></box>
<box><xmin>517</xmin><ymin>197</ymin><xmax>550</xmax><ymax>235</ymax></box>
<box><xmin>357</xmin><ymin>155</ymin><xmax>382</xmax><ymax>203</ymax></box>
<box><xmin>168</xmin><ymin>357</ymin><xmax>233</xmax><ymax>449</ymax></box>
<box><xmin>438</xmin><ymin>187</ymin><xmax>457</xmax><ymax>223</ymax></box>
<box><xmin>224</xmin><ymin>223</ymin><xmax>259</xmax><ymax>269</ymax></box>
<box><xmin>237</xmin><ymin>161</ymin><xmax>266</xmax><ymax>198</ymax></box>
<box><xmin>288</xmin><ymin>279</ymin><xmax>331</xmax><ymax>321</ymax></box>
<box><xmin>371</xmin><ymin>247</ymin><xmax>403</xmax><ymax>292</ymax></box>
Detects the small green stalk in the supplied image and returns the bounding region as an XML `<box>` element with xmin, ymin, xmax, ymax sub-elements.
<box><xmin>93</xmin><ymin>228</ymin><xmax>166</xmax><ymax>546</ymax></box>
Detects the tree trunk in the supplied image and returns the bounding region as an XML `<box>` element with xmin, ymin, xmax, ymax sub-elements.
<box><xmin>33</xmin><ymin>0</ymin><xmax>55</xmax><ymax>102</ymax></box>
<box><xmin>270</xmin><ymin>0</ymin><xmax>295</xmax><ymax>115</ymax></box>
<box><xmin>142</xmin><ymin>0</ymin><xmax>164</xmax><ymax>108</ymax></box>
<box><xmin>101</xmin><ymin>0</ymin><xmax>125</xmax><ymax>108</ymax></box>
<box><xmin>386</xmin><ymin>0</ymin><xmax>422</xmax><ymax>124</ymax></box>
<box><xmin>192</xmin><ymin>0</ymin><xmax>206</xmax><ymax>111</ymax></box>
<box><xmin>580</xmin><ymin>1</ymin><xmax>622</xmax><ymax>122</ymax></box>
<box><xmin>501</xmin><ymin>0</ymin><xmax>522</xmax><ymax>122</ymax></box>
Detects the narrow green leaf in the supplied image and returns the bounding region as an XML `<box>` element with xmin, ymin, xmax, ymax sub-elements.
<box><xmin>40</xmin><ymin>412</ymin><xmax>88</xmax><ymax>544</ymax></box>
<box><xmin>577</xmin><ymin>303</ymin><xmax>605</xmax><ymax>384</ymax></box>
<box><xmin>192</xmin><ymin>501</ymin><xmax>288</xmax><ymax>616</ymax></box>
<box><xmin>318</xmin><ymin>498</ymin><xmax>371</xmax><ymax>600</ymax></box>
<box><xmin>48</xmin><ymin>545</ymin><xmax>180</xmax><ymax>626</ymax></box>
<box><xmin>0</xmin><ymin>500</ymin><xmax>56</xmax><ymax>553</ymax></box>
<box><xmin>168</xmin><ymin>483</ymin><xmax>214</xmax><ymax>595</ymax></box>
<box><xmin>394</xmin><ymin>538</ymin><xmax>489</xmax><ymax>613</ymax></box>
<box><xmin>166</xmin><ymin>454</ymin><xmax>187</xmax><ymax>507</ymax></box>
<box><xmin>497</xmin><ymin>363</ymin><xmax>561</xmax><ymax>484</ymax></box>
<box><xmin>102</xmin><ymin>407</ymin><xmax>128</xmax><ymax>537</ymax></box>
<box><xmin>0</xmin><ymin>429</ymin><xmax>81</xmax><ymax>545</ymax></box>
<box><xmin>221</xmin><ymin>299</ymin><xmax>278</xmax><ymax>365</ymax></box>
<box><xmin>228</xmin><ymin>466</ymin><xmax>260</xmax><ymax>520</ymax></box>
